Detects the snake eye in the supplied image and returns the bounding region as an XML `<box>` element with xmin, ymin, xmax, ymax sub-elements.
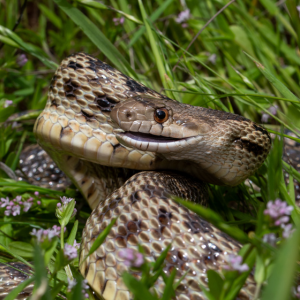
<box><xmin>154</xmin><ymin>108</ymin><xmax>169</xmax><ymax>123</ymax></box>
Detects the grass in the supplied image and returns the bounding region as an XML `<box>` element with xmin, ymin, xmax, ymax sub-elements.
<box><xmin>0</xmin><ymin>0</ymin><xmax>300</xmax><ymax>299</ymax></box>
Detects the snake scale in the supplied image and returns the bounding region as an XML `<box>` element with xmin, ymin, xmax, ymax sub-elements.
<box><xmin>0</xmin><ymin>53</ymin><xmax>271</xmax><ymax>300</ymax></box>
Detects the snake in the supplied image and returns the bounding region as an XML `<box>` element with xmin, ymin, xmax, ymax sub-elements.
<box><xmin>0</xmin><ymin>53</ymin><xmax>271</xmax><ymax>300</ymax></box>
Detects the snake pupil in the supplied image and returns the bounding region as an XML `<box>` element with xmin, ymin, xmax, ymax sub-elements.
<box><xmin>156</xmin><ymin>110</ymin><xmax>166</xmax><ymax>119</ymax></box>
<box><xmin>154</xmin><ymin>108</ymin><xmax>168</xmax><ymax>123</ymax></box>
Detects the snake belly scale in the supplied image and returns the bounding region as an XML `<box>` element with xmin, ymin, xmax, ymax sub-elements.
<box><xmin>2</xmin><ymin>52</ymin><xmax>271</xmax><ymax>300</ymax></box>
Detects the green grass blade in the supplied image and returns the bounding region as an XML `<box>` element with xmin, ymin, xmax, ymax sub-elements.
<box><xmin>54</xmin><ymin>0</ymin><xmax>136</xmax><ymax>78</ymax></box>
<box><xmin>80</xmin><ymin>218</ymin><xmax>117</xmax><ymax>267</ymax></box>
<box><xmin>261</xmin><ymin>227</ymin><xmax>300</xmax><ymax>300</ymax></box>
<box><xmin>66</xmin><ymin>220</ymin><xmax>78</xmax><ymax>246</ymax></box>
<box><xmin>128</xmin><ymin>0</ymin><xmax>174</xmax><ymax>48</ymax></box>
<box><xmin>244</xmin><ymin>52</ymin><xmax>300</xmax><ymax>102</ymax></box>
<box><xmin>138</xmin><ymin>0</ymin><xmax>173</xmax><ymax>98</ymax></box>
<box><xmin>0</xmin><ymin>26</ymin><xmax>57</xmax><ymax>69</ymax></box>
<box><xmin>122</xmin><ymin>272</ymin><xmax>158</xmax><ymax>300</ymax></box>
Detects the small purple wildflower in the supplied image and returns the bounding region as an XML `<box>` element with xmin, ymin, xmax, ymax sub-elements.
<box><xmin>60</xmin><ymin>196</ymin><xmax>74</xmax><ymax>205</ymax></box>
<box><xmin>118</xmin><ymin>248</ymin><xmax>144</xmax><ymax>267</ymax></box>
<box><xmin>262</xmin><ymin>233</ymin><xmax>277</xmax><ymax>246</ymax></box>
<box><xmin>113</xmin><ymin>17</ymin><xmax>125</xmax><ymax>26</ymax></box>
<box><xmin>67</xmin><ymin>278</ymin><xmax>89</xmax><ymax>299</ymax></box>
<box><xmin>56</xmin><ymin>196</ymin><xmax>77</xmax><ymax>219</ymax></box>
<box><xmin>261</xmin><ymin>105</ymin><xmax>278</xmax><ymax>123</ymax></box>
<box><xmin>281</xmin><ymin>223</ymin><xmax>294</xmax><ymax>239</ymax></box>
<box><xmin>68</xmin><ymin>278</ymin><xmax>77</xmax><ymax>290</ymax></box>
<box><xmin>12</xmin><ymin>205</ymin><xmax>21</xmax><ymax>216</ymax></box>
<box><xmin>64</xmin><ymin>243</ymin><xmax>78</xmax><ymax>260</ymax></box>
<box><xmin>82</xmin><ymin>279</ymin><xmax>89</xmax><ymax>299</ymax></box>
<box><xmin>294</xmin><ymin>285</ymin><xmax>300</xmax><ymax>298</ymax></box>
<box><xmin>30</xmin><ymin>225</ymin><xmax>61</xmax><ymax>242</ymax></box>
<box><xmin>175</xmin><ymin>9</ymin><xmax>190</xmax><ymax>25</ymax></box>
<box><xmin>223</xmin><ymin>254</ymin><xmax>249</xmax><ymax>272</ymax></box>
<box><xmin>0</xmin><ymin>197</ymin><xmax>9</xmax><ymax>207</ymax></box>
<box><xmin>264</xmin><ymin>199</ymin><xmax>293</xmax><ymax>225</ymax></box>
<box><xmin>1</xmin><ymin>196</ymin><xmax>36</xmax><ymax>216</ymax></box>
<box><xmin>4</xmin><ymin>100</ymin><xmax>13</xmax><ymax>108</ymax></box>
<box><xmin>16</xmin><ymin>54</ymin><xmax>28</xmax><ymax>67</ymax></box>
<box><xmin>34</xmin><ymin>191</ymin><xmax>39</xmax><ymax>196</ymax></box>
<box><xmin>208</xmin><ymin>53</ymin><xmax>217</xmax><ymax>64</ymax></box>
<box><xmin>73</xmin><ymin>240</ymin><xmax>80</xmax><ymax>249</ymax></box>
<box><xmin>37</xmin><ymin>201</ymin><xmax>41</xmax><ymax>205</ymax></box>
<box><xmin>274</xmin><ymin>215</ymin><xmax>290</xmax><ymax>226</ymax></box>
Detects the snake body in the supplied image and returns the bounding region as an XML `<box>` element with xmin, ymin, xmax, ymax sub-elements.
<box><xmin>1</xmin><ymin>53</ymin><xmax>271</xmax><ymax>299</ymax></box>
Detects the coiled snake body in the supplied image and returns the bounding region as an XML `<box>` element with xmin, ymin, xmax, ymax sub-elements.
<box><xmin>1</xmin><ymin>53</ymin><xmax>271</xmax><ymax>300</ymax></box>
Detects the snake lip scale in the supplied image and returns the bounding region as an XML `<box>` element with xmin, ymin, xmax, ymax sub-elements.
<box><xmin>119</xmin><ymin>131</ymin><xmax>187</xmax><ymax>143</ymax></box>
<box><xmin>0</xmin><ymin>52</ymin><xmax>272</xmax><ymax>300</ymax></box>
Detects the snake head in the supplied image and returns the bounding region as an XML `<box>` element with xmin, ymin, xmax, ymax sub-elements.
<box><xmin>111</xmin><ymin>96</ymin><xmax>271</xmax><ymax>186</ymax></box>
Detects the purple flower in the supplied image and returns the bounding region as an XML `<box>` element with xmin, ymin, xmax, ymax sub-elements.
<box><xmin>274</xmin><ymin>216</ymin><xmax>290</xmax><ymax>226</ymax></box>
<box><xmin>208</xmin><ymin>53</ymin><xmax>217</xmax><ymax>64</ymax></box>
<box><xmin>4</xmin><ymin>210</ymin><xmax>11</xmax><ymax>216</ymax></box>
<box><xmin>67</xmin><ymin>278</ymin><xmax>89</xmax><ymax>299</ymax></box>
<box><xmin>16</xmin><ymin>54</ymin><xmax>28</xmax><ymax>67</ymax></box>
<box><xmin>12</xmin><ymin>205</ymin><xmax>21</xmax><ymax>216</ymax></box>
<box><xmin>4</xmin><ymin>100</ymin><xmax>13</xmax><ymax>108</ymax></box>
<box><xmin>175</xmin><ymin>9</ymin><xmax>190</xmax><ymax>24</ymax></box>
<box><xmin>223</xmin><ymin>254</ymin><xmax>249</xmax><ymax>272</ymax></box>
<box><xmin>1</xmin><ymin>197</ymin><xmax>9</xmax><ymax>207</ymax></box>
<box><xmin>64</xmin><ymin>243</ymin><xmax>78</xmax><ymax>260</ymax></box>
<box><xmin>68</xmin><ymin>278</ymin><xmax>77</xmax><ymax>290</ymax></box>
<box><xmin>113</xmin><ymin>17</ymin><xmax>125</xmax><ymax>26</ymax></box>
<box><xmin>60</xmin><ymin>196</ymin><xmax>74</xmax><ymax>205</ymax></box>
<box><xmin>82</xmin><ymin>279</ymin><xmax>89</xmax><ymax>299</ymax></box>
<box><xmin>30</xmin><ymin>225</ymin><xmax>61</xmax><ymax>242</ymax></box>
<box><xmin>262</xmin><ymin>233</ymin><xmax>277</xmax><ymax>246</ymax></box>
<box><xmin>294</xmin><ymin>285</ymin><xmax>300</xmax><ymax>298</ymax></box>
<box><xmin>261</xmin><ymin>105</ymin><xmax>278</xmax><ymax>123</ymax></box>
<box><xmin>56</xmin><ymin>196</ymin><xmax>77</xmax><ymax>220</ymax></box>
<box><xmin>73</xmin><ymin>240</ymin><xmax>80</xmax><ymax>249</ymax></box>
<box><xmin>34</xmin><ymin>191</ymin><xmax>39</xmax><ymax>196</ymax></box>
<box><xmin>118</xmin><ymin>248</ymin><xmax>144</xmax><ymax>268</ymax></box>
<box><xmin>1</xmin><ymin>195</ymin><xmax>37</xmax><ymax>215</ymax></box>
<box><xmin>264</xmin><ymin>199</ymin><xmax>293</xmax><ymax>219</ymax></box>
<box><xmin>281</xmin><ymin>223</ymin><xmax>294</xmax><ymax>238</ymax></box>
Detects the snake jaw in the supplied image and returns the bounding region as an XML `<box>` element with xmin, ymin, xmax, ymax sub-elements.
<box><xmin>116</xmin><ymin>131</ymin><xmax>201</xmax><ymax>153</ymax></box>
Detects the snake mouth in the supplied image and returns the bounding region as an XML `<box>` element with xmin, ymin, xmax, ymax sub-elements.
<box><xmin>122</xmin><ymin>132</ymin><xmax>181</xmax><ymax>143</ymax></box>
<box><xmin>117</xmin><ymin>131</ymin><xmax>198</xmax><ymax>153</ymax></box>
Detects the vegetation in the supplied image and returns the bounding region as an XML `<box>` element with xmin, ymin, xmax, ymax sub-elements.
<box><xmin>0</xmin><ymin>0</ymin><xmax>300</xmax><ymax>299</ymax></box>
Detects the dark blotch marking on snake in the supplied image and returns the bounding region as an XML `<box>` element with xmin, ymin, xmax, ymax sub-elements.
<box><xmin>81</xmin><ymin>109</ymin><xmax>94</xmax><ymax>119</ymax></box>
<box><xmin>253</xmin><ymin>124</ymin><xmax>271</xmax><ymax>142</ymax></box>
<box><xmin>94</xmin><ymin>92</ymin><xmax>119</xmax><ymax>112</ymax></box>
<box><xmin>126</xmin><ymin>79</ymin><xmax>149</xmax><ymax>93</ymax></box>
<box><xmin>63</xmin><ymin>78</ymin><xmax>80</xmax><ymax>101</ymax></box>
<box><xmin>67</xmin><ymin>60</ymin><xmax>84</xmax><ymax>70</ymax></box>
<box><xmin>234</xmin><ymin>138</ymin><xmax>264</xmax><ymax>156</ymax></box>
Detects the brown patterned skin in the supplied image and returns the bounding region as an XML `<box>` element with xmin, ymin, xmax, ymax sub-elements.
<box><xmin>0</xmin><ymin>263</ymin><xmax>33</xmax><ymax>300</ymax></box>
<box><xmin>0</xmin><ymin>53</ymin><xmax>271</xmax><ymax>299</ymax></box>
<box><xmin>80</xmin><ymin>171</ymin><xmax>256</xmax><ymax>300</ymax></box>
<box><xmin>16</xmin><ymin>144</ymin><xmax>71</xmax><ymax>190</ymax></box>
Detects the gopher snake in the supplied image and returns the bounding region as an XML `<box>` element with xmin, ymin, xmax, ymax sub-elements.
<box><xmin>0</xmin><ymin>53</ymin><xmax>271</xmax><ymax>300</ymax></box>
